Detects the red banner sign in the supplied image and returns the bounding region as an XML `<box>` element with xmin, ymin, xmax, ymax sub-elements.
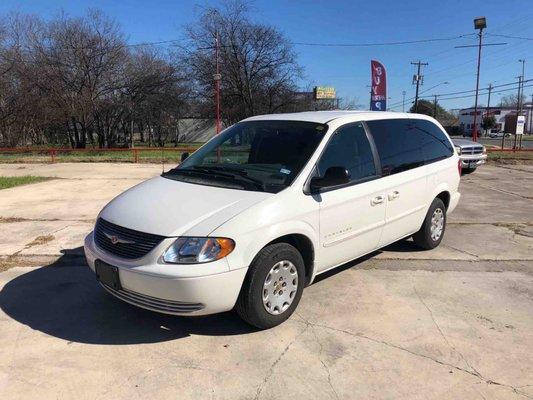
<box><xmin>371</xmin><ymin>60</ymin><xmax>387</xmax><ymax>111</ymax></box>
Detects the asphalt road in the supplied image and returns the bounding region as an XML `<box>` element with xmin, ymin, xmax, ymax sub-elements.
<box><xmin>0</xmin><ymin>162</ymin><xmax>532</xmax><ymax>399</ymax></box>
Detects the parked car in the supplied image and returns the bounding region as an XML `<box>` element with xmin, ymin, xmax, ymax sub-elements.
<box><xmin>452</xmin><ymin>138</ymin><xmax>487</xmax><ymax>174</ymax></box>
<box><xmin>488</xmin><ymin>131</ymin><xmax>511</xmax><ymax>138</ymax></box>
<box><xmin>84</xmin><ymin>111</ymin><xmax>461</xmax><ymax>329</ymax></box>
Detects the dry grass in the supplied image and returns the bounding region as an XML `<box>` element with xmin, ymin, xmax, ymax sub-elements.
<box><xmin>25</xmin><ymin>235</ymin><xmax>55</xmax><ymax>248</ymax></box>
<box><xmin>0</xmin><ymin>176</ymin><xmax>53</xmax><ymax>189</ymax></box>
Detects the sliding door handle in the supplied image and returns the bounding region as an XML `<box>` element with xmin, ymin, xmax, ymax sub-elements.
<box><xmin>371</xmin><ymin>195</ymin><xmax>385</xmax><ymax>206</ymax></box>
<box><xmin>388</xmin><ymin>190</ymin><xmax>400</xmax><ymax>201</ymax></box>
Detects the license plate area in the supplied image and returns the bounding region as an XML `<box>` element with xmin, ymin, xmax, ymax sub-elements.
<box><xmin>95</xmin><ymin>260</ymin><xmax>122</xmax><ymax>290</ymax></box>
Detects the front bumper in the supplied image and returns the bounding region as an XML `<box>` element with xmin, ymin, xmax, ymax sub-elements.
<box><xmin>84</xmin><ymin>232</ymin><xmax>247</xmax><ymax>316</ymax></box>
<box><xmin>460</xmin><ymin>154</ymin><xmax>487</xmax><ymax>168</ymax></box>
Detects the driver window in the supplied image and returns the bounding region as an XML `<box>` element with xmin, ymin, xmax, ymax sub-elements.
<box><xmin>317</xmin><ymin>122</ymin><xmax>376</xmax><ymax>183</ymax></box>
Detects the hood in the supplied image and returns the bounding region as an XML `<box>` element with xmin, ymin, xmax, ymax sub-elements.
<box><xmin>99</xmin><ymin>176</ymin><xmax>272</xmax><ymax>237</ymax></box>
<box><xmin>452</xmin><ymin>138</ymin><xmax>483</xmax><ymax>147</ymax></box>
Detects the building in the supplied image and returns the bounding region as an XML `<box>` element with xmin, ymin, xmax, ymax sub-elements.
<box><xmin>458</xmin><ymin>103</ymin><xmax>533</xmax><ymax>135</ymax></box>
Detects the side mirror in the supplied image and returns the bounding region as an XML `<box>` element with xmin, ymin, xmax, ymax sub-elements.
<box><xmin>181</xmin><ymin>152</ymin><xmax>189</xmax><ymax>162</ymax></box>
<box><xmin>310</xmin><ymin>166</ymin><xmax>350</xmax><ymax>192</ymax></box>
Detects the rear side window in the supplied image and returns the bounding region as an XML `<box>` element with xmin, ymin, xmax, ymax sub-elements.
<box><xmin>413</xmin><ymin>119</ymin><xmax>454</xmax><ymax>163</ymax></box>
<box><xmin>366</xmin><ymin>118</ymin><xmax>453</xmax><ymax>175</ymax></box>
<box><xmin>366</xmin><ymin>119</ymin><xmax>424</xmax><ymax>175</ymax></box>
<box><xmin>317</xmin><ymin>122</ymin><xmax>376</xmax><ymax>183</ymax></box>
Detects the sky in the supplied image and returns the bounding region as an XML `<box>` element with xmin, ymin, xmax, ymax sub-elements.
<box><xmin>1</xmin><ymin>0</ymin><xmax>532</xmax><ymax>111</ymax></box>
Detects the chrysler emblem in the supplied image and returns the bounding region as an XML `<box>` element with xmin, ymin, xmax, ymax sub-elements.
<box><xmin>104</xmin><ymin>232</ymin><xmax>135</xmax><ymax>245</ymax></box>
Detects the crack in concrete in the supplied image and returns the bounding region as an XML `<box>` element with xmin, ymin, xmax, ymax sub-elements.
<box><xmin>290</xmin><ymin>318</ymin><xmax>532</xmax><ymax>399</ymax></box>
<box><xmin>413</xmin><ymin>287</ymin><xmax>482</xmax><ymax>379</ymax></box>
<box><xmin>296</xmin><ymin>312</ymin><xmax>340</xmax><ymax>400</ymax></box>
<box><xmin>253</xmin><ymin>324</ymin><xmax>309</xmax><ymax>400</ymax></box>
<box><xmin>469</xmin><ymin>181</ymin><xmax>533</xmax><ymax>200</ymax></box>
<box><xmin>441</xmin><ymin>243</ymin><xmax>480</xmax><ymax>259</ymax></box>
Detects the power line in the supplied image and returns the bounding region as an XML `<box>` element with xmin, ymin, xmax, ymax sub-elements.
<box><xmin>487</xmin><ymin>34</ymin><xmax>533</xmax><ymax>41</ymax></box>
<box><xmin>388</xmin><ymin>78</ymin><xmax>533</xmax><ymax>109</ymax></box>
<box><xmin>290</xmin><ymin>33</ymin><xmax>475</xmax><ymax>47</ymax></box>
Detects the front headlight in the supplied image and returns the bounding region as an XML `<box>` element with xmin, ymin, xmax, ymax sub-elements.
<box><xmin>162</xmin><ymin>237</ymin><xmax>235</xmax><ymax>264</ymax></box>
<box><xmin>454</xmin><ymin>146</ymin><xmax>462</xmax><ymax>155</ymax></box>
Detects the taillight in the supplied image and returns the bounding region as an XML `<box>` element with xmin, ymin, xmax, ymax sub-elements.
<box><xmin>458</xmin><ymin>159</ymin><xmax>462</xmax><ymax>176</ymax></box>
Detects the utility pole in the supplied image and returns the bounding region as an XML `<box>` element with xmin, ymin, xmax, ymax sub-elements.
<box><xmin>518</xmin><ymin>59</ymin><xmax>526</xmax><ymax>115</ymax></box>
<box><xmin>411</xmin><ymin>61</ymin><xmax>428</xmax><ymax>113</ymax></box>
<box><xmin>433</xmin><ymin>94</ymin><xmax>438</xmax><ymax>118</ymax></box>
<box><xmin>402</xmin><ymin>91</ymin><xmax>406</xmax><ymax>112</ymax></box>
<box><xmin>518</xmin><ymin>60</ymin><xmax>525</xmax><ymax>148</ymax></box>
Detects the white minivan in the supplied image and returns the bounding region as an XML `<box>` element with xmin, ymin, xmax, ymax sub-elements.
<box><xmin>84</xmin><ymin>111</ymin><xmax>461</xmax><ymax>328</ymax></box>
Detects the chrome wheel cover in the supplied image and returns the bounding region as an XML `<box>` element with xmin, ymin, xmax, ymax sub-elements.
<box><xmin>430</xmin><ymin>208</ymin><xmax>445</xmax><ymax>241</ymax></box>
<box><xmin>262</xmin><ymin>260</ymin><xmax>298</xmax><ymax>315</ymax></box>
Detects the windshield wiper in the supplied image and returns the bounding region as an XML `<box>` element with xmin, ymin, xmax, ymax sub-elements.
<box><xmin>190</xmin><ymin>166</ymin><xmax>266</xmax><ymax>191</ymax></box>
<box><xmin>164</xmin><ymin>167</ymin><xmax>265</xmax><ymax>191</ymax></box>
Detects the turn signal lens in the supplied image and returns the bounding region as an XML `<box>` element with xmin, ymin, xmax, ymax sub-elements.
<box><xmin>163</xmin><ymin>237</ymin><xmax>235</xmax><ymax>264</ymax></box>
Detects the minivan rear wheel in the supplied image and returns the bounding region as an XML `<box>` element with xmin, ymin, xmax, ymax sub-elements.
<box><xmin>235</xmin><ymin>243</ymin><xmax>305</xmax><ymax>329</ymax></box>
<box><xmin>413</xmin><ymin>198</ymin><xmax>446</xmax><ymax>250</ymax></box>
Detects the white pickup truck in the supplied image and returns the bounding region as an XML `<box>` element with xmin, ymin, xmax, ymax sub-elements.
<box><xmin>452</xmin><ymin>138</ymin><xmax>487</xmax><ymax>174</ymax></box>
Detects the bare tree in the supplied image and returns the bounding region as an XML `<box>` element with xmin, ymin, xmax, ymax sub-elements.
<box><xmin>184</xmin><ymin>1</ymin><xmax>304</xmax><ymax>124</ymax></box>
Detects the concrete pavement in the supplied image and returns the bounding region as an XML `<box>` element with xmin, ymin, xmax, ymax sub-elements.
<box><xmin>0</xmin><ymin>163</ymin><xmax>532</xmax><ymax>399</ymax></box>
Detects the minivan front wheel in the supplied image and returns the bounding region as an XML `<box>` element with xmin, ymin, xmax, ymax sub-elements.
<box><xmin>413</xmin><ymin>198</ymin><xmax>446</xmax><ymax>250</ymax></box>
<box><xmin>235</xmin><ymin>243</ymin><xmax>305</xmax><ymax>329</ymax></box>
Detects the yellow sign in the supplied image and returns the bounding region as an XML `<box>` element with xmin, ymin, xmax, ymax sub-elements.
<box><xmin>314</xmin><ymin>86</ymin><xmax>336</xmax><ymax>100</ymax></box>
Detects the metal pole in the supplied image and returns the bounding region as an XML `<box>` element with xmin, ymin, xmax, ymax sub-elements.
<box><xmin>530</xmin><ymin>94</ymin><xmax>533</xmax><ymax>134</ymax></box>
<box><xmin>402</xmin><ymin>91</ymin><xmax>406</xmax><ymax>112</ymax></box>
<box><xmin>472</xmin><ymin>28</ymin><xmax>483</xmax><ymax>142</ymax></box>
<box><xmin>485</xmin><ymin>83</ymin><xmax>492</xmax><ymax>137</ymax></box>
<box><xmin>514</xmin><ymin>75</ymin><xmax>521</xmax><ymax>149</ymax></box>
<box><xmin>215</xmin><ymin>31</ymin><xmax>221</xmax><ymax>135</ymax></box>
<box><xmin>518</xmin><ymin>59</ymin><xmax>525</xmax><ymax>115</ymax></box>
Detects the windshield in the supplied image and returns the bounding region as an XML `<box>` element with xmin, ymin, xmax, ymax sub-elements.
<box><xmin>163</xmin><ymin>120</ymin><xmax>328</xmax><ymax>193</ymax></box>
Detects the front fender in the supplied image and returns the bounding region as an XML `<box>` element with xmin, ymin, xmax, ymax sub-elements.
<box><xmin>218</xmin><ymin>220</ymin><xmax>319</xmax><ymax>275</ymax></box>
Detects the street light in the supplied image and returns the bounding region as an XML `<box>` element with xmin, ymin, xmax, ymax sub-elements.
<box><xmin>471</xmin><ymin>17</ymin><xmax>486</xmax><ymax>142</ymax></box>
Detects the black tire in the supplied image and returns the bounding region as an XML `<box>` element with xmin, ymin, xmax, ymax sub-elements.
<box><xmin>461</xmin><ymin>167</ymin><xmax>476</xmax><ymax>175</ymax></box>
<box><xmin>413</xmin><ymin>198</ymin><xmax>446</xmax><ymax>250</ymax></box>
<box><xmin>235</xmin><ymin>243</ymin><xmax>305</xmax><ymax>329</ymax></box>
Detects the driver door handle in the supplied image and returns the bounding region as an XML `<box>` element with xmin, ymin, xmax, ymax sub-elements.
<box><xmin>388</xmin><ymin>190</ymin><xmax>400</xmax><ymax>201</ymax></box>
<box><xmin>371</xmin><ymin>195</ymin><xmax>385</xmax><ymax>206</ymax></box>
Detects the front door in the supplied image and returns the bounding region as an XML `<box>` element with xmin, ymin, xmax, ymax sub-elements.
<box><xmin>314</xmin><ymin>122</ymin><xmax>386</xmax><ymax>272</ymax></box>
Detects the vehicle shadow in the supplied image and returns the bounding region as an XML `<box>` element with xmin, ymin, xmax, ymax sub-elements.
<box><xmin>0</xmin><ymin>248</ymin><xmax>256</xmax><ymax>345</ymax></box>
<box><xmin>312</xmin><ymin>238</ymin><xmax>425</xmax><ymax>283</ymax></box>
<box><xmin>381</xmin><ymin>238</ymin><xmax>427</xmax><ymax>253</ymax></box>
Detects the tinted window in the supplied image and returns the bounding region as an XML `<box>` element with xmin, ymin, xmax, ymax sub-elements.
<box><xmin>366</xmin><ymin>118</ymin><xmax>453</xmax><ymax>175</ymax></box>
<box><xmin>317</xmin><ymin>122</ymin><xmax>376</xmax><ymax>182</ymax></box>
<box><xmin>366</xmin><ymin>119</ymin><xmax>424</xmax><ymax>175</ymax></box>
<box><xmin>413</xmin><ymin>119</ymin><xmax>454</xmax><ymax>163</ymax></box>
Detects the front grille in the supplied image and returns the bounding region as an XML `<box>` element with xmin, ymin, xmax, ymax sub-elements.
<box><xmin>461</xmin><ymin>146</ymin><xmax>483</xmax><ymax>155</ymax></box>
<box><xmin>100</xmin><ymin>283</ymin><xmax>205</xmax><ymax>314</ymax></box>
<box><xmin>94</xmin><ymin>218</ymin><xmax>166</xmax><ymax>259</ymax></box>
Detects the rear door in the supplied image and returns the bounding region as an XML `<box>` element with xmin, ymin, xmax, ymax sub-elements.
<box><xmin>313</xmin><ymin>121</ymin><xmax>386</xmax><ymax>271</ymax></box>
<box><xmin>365</xmin><ymin>119</ymin><xmax>428</xmax><ymax>246</ymax></box>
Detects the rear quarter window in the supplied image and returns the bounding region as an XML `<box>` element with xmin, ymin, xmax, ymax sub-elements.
<box><xmin>366</xmin><ymin>118</ymin><xmax>453</xmax><ymax>176</ymax></box>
